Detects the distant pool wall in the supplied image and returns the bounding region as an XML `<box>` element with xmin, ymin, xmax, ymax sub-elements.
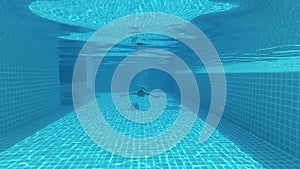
<box><xmin>196</xmin><ymin>72</ymin><xmax>300</xmax><ymax>160</ymax></box>
<box><xmin>0</xmin><ymin>1</ymin><xmax>60</xmax><ymax>143</ymax></box>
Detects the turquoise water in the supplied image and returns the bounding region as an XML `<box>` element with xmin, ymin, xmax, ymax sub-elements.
<box><xmin>28</xmin><ymin>0</ymin><xmax>236</xmax><ymax>40</ymax></box>
<box><xmin>0</xmin><ymin>94</ymin><xmax>263</xmax><ymax>168</ymax></box>
<box><xmin>28</xmin><ymin>0</ymin><xmax>300</xmax><ymax>72</ymax></box>
<box><xmin>1</xmin><ymin>94</ymin><xmax>299</xmax><ymax>168</ymax></box>
<box><xmin>1</xmin><ymin>0</ymin><xmax>300</xmax><ymax>168</ymax></box>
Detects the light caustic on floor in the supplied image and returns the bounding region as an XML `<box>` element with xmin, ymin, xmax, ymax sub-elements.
<box><xmin>0</xmin><ymin>94</ymin><xmax>262</xmax><ymax>169</ymax></box>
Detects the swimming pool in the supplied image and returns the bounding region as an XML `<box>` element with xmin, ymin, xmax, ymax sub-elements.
<box><xmin>1</xmin><ymin>0</ymin><xmax>300</xmax><ymax>168</ymax></box>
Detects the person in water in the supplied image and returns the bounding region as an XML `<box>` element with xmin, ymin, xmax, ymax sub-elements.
<box><xmin>120</xmin><ymin>87</ymin><xmax>161</xmax><ymax>98</ymax></box>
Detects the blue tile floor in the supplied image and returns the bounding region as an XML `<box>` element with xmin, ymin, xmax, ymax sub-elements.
<box><xmin>0</xmin><ymin>94</ymin><xmax>299</xmax><ymax>168</ymax></box>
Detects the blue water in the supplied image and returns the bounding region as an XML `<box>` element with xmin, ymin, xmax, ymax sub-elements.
<box><xmin>1</xmin><ymin>0</ymin><xmax>300</xmax><ymax>168</ymax></box>
<box><xmin>0</xmin><ymin>94</ymin><xmax>263</xmax><ymax>168</ymax></box>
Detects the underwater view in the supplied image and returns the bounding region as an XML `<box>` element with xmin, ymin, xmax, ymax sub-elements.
<box><xmin>0</xmin><ymin>0</ymin><xmax>300</xmax><ymax>168</ymax></box>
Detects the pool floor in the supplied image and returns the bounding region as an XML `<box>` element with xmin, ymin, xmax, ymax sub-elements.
<box><xmin>0</xmin><ymin>94</ymin><xmax>299</xmax><ymax>168</ymax></box>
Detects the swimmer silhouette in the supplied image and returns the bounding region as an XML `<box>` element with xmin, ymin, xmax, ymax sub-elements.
<box><xmin>119</xmin><ymin>87</ymin><xmax>161</xmax><ymax>98</ymax></box>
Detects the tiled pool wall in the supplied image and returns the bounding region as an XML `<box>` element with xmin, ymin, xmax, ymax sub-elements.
<box><xmin>0</xmin><ymin>3</ymin><xmax>61</xmax><ymax>150</ymax></box>
<box><xmin>0</xmin><ymin>66</ymin><xmax>60</xmax><ymax>133</ymax></box>
<box><xmin>196</xmin><ymin>72</ymin><xmax>300</xmax><ymax>160</ymax></box>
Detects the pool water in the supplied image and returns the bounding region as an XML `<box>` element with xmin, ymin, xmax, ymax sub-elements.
<box><xmin>1</xmin><ymin>0</ymin><xmax>300</xmax><ymax>168</ymax></box>
<box><xmin>0</xmin><ymin>94</ymin><xmax>268</xmax><ymax>168</ymax></box>
<box><xmin>1</xmin><ymin>94</ymin><xmax>299</xmax><ymax>168</ymax></box>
